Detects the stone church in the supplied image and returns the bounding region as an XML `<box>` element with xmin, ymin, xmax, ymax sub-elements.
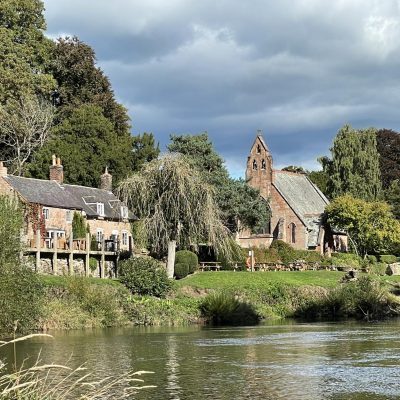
<box><xmin>237</xmin><ymin>133</ymin><xmax>347</xmax><ymax>253</ymax></box>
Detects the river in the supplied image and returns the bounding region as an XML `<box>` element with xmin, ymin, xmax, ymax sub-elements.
<box><xmin>1</xmin><ymin>321</ymin><xmax>400</xmax><ymax>399</ymax></box>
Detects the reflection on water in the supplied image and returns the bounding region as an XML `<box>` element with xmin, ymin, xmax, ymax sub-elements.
<box><xmin>1</xmin><ymin>321</ymin><xmax>400</xmax><ymax>399</ymax></box>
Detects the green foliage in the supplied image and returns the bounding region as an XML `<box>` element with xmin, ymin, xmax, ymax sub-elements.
<box><xmin>367</xmin><ymin>255</ymin><xmax>377</xmax><ymax>264</ymax></box>
<box><xmin>0</xmin><ymin>196</ymin><xmax>23</xmax><ymax>266</ymax></box>
<box><xmin>385</xmin><ymin>180</ymin><xmax>400</xmax><ymax>220</ymax></box>
<box><xmin>376</xmin><ymin>129</ymin><xmax>400</xmax><ymax>189</ymax></box>
<box><xmin>308</xmin><ymin>170</ymin><xmax>329</xmax><ymax>196</ymax></box>
<box><xmin>175</xmin><ymin>250</ymin><xmax>198</xmax><ymax>274</ymax></box>
<box><xmin>368</xmin><ymin>262</ymin><xmax>387</xmax><ymax>276</ymax></box>
<box><xmin>119</xmin><ymin>257</ymin><xmax>172</xmax><ymax>297</ymax></box>
<box><xmin>322</xmin><ymin>124</ymin><xmax>382</xmax><ymax>201</ymax></box>
<box><xmin>0</xmin><ymin>265</ymin><xmax>44</xmax><ymax>333</ymax></box>
<box><xmin>72</xmin><ymin>212</ymin><xmax>87</xmax><ymax>239</ymax></box>
<box><xmin>269</xmin><ymin>240</ymin><xmax>297</xmax><ymax>263</ymax></box>
<box><xmin>174</xmin><ymin>263</ymin><xmax>189</xmax><ymax>279</ymax></box>
<box><xmin>296</xmin><ymin>276</ymin><xmax>396</xmax><ymax>320</ymax></box>
<box><xmin>330</xmin><ymin>252</ymin><xmax>362</xmax><ymax>268</ymax></box>
<box><xmin>168</xmin><ymin>133</ymin><xmax>270</xmax><ymax>233</ymax></box>
<box><xmin>326</xmin><ymin>194</ymin><xmax>400</xmax><ymax>257</ymax></box>
<box><xmin>379</xmin><ymin>255</ymin><xmax>398</xmax><ymax>264</ymax></box>
<box><xmin>200</xmin><ymin>291</ymin><xmax>260</xmax><ymax>325</ymax></box>
<box><xmin>28</xmin><ymin>104</ymin><xmax>133</xmax><ymax>187</ymax></box>
<box><xmin>89</xmin><ymin>257</ymin><xmax>98</xmax><ymax>272</ymax></box>
<box><xmin>0</xmin><ymin>0</ymin><xmax>55</xmax><ymax>105</ymax></box>
<box><xmin>132</xmin><ymin>132</ymin><xmax>160</xmax><ymax>171</ymax></box>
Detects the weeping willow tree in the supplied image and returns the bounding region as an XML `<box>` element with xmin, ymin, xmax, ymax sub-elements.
<box><xmin>118</xmin><ymin>154</ymin><xmax>240</xmax><ymax>277</ymax></box>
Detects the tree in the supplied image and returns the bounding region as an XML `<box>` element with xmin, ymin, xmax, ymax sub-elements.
<box><xmin>0</xmin><ymin>96</ymin><xmax>54</xmax><ymax>175</ymax></box>
<box><xmin>322</xmin><ymin>124</ymin><xmax>382</xmax><ymax>201</ymax></box>
<box><xmin>131</xmin><ymin>132</ymin><xmax>160</xmax><ymax>171</ymax></box>
<box><xmin>325</xmin><ymin>194</ymin><xmax>400</xmax><ymax>257</ymax></box>
<box><xmin>118</xmin><ymin>154</ymin><xmax>241</xmax><ymax>278</ymax></box>
<box><xmin>308</xmin><ymin>170</ymin><xmax>329</xmax><ymax>196</ymax></box>
<box><xmin>282</xmin><ymin>165</ymin><xmax>306</xmax><ymax>173</ymax></box>
<box><xmin>27</xmin><ymin>104</ymin><xmax>133</xmax><ymax>187</ymax></box>
<box><xmin>385</xmin><ymin>180</ymin><xmax>400</xmax><ymax>220</ymax></box>
<box><xmin>0</xmin><ymin>0</ymin><xmax>55</xmax><ymax>104</ymax></box>
<box><xmin>168</xmin><ymin>133</ymin><xmax>270</xmax><ymax>232</ymax></box>
<box><xmin>376</xmin><ymin>129</ymin><xmax>400</xmax><ymax>189</ymax></box>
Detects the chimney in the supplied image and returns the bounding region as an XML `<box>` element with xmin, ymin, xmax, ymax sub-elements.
<box><xmin>0</xmin><ymin>161</ymin><xmax>8</xmax><ymax>177</ymax></box>
<box><xmin>100</xmin><ymin>166</ymin><xmax>112</xmax><ymax>191</ymax></box>
<box><xmin>49</xmin><ymin>154</ymin><xmax>64</xmax><ymax>184</ymax></box>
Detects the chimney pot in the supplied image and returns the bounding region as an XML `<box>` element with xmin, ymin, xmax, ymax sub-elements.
<box><xmin>50</xmin><ymin>156</ymin><xmax>64</xmax><ymax>184</ymax></box>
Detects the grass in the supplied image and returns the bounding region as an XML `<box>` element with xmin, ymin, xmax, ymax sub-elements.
<box><xmin>39</xmin><ymin>275</ymin><xmax>121</xmax><ymax>288</ymax></box>
<box><xmin>175</xmin><ymin>271</ymin><xmax>346</xmax><ymax>291</ymax></box>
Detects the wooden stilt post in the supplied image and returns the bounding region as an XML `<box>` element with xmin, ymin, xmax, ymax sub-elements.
<box><xmin>69</xmin><ymin>234</ymin><xmax>74</xmax><ymax>275</ymax></box>
<box><xmin>100</xmin><ymin>239</ymin><xmax>105</xmax><ymax>279</ymax></box>
<box><xmin>35</xmin><ymin>229</ymin><xmax>41</xmax><ymax>272</ymax></box>
<box><xmin>53</xmin><ymin>236</ymin><xmax>58</xmax><ymax>275</ymax></box>
<box><xmin>85</xmin><ymin>232</ymin><xmax>90</xmax><ymax>277</ymax></box>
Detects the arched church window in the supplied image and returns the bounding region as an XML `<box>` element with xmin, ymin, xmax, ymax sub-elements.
<box><xmin>261</xmin><ymin>159</ymin><xmax>266</xmax><ymax>170</ymax></box>
<box><xmin>253</xmin><ymin>160</ymin><xmax>258</xmax><ymax>170</ymax></box>
<box><xmin>256</xmin><ymin>144</ymin><xmax>261</xmax><ymax>154</ymax></box>
<box><xmin>289</xmin><ymin>223</ymin><xmax>296</xmax><ymax>244</ymax></box>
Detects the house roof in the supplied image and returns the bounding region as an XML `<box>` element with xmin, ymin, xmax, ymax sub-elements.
<box><xmin>273</xmin><ymin>171</ymin><xmax>329</xmax><ymax>247</ymax></box>
<box><xmin>3</xmin><ymin>175</ymin><xmax>134</xmax><ymax>221</ymax></box>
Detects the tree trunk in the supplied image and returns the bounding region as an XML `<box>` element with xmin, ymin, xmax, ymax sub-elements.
<box><xmin>167</xmin><ymin>240</ymin><xmax>176</xmax><ymax>279</ymax></box>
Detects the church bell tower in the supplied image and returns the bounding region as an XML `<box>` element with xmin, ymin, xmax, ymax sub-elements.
<box><xmin>245</xmin><ymin>131</ymin><xmax>273</xmax><ymax>199</ymax></box>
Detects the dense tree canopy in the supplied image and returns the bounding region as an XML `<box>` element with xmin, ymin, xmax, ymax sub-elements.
<box><xmin>376</xmin><ymin>129</ymin><xmax>400</xmax><ymax>190</ymax></box>
<box><xmin>168</xmin><ymin>133</ymin><xmax>270</xmax><ymax>232</ymax></box>
<box><xmin>325</xmin><ymin>195</ymin><xmax>400</xmax><ymax>257</ymax></box>
<box><xmin>321</xmin><ymin>124</ymin><xmax>382</xmax><ymax>201</ymax></box>
<box><xmin>131</xmin><ymin>132</ymin><xmax>160</xmax><ymax>172</ymax></box>
<box><xmin>0</xmin><ymin>0</ymin><xmax>55</xmax><ymax>104</ymax></box>
<box><xmin>385</xmin><ymin>180</ymin><xmax>400</xmax><ymax>221</ymax></box>
<box><xmin>308</xmin><ymin>170</ymin><xmax>329</xmax><ymax>196</ymax></box>
<box><xmin>28</xmin><ymin>105</ymin><xmax>133</xmax><ymax>187</ymax></box>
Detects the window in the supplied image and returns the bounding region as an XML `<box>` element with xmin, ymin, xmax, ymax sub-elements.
<box><xmin>42</xmin><ymin>207</ymin><xmax>49</xmax><ymax>220</ymax></box>
<box><xmin>120</xmin><ymin>205</ymin><xmax>128</xmax><ymax>219</ymax></box>
<box><xmin>122</xmin><ymin>231</ymin><xmax>128</xmax><ymax>246</ymax></box>
<box><xmin>96</xmin><ymin>228</ymin><xmax>104</xmax><ymax>243</ymax></box>
<box><xmin>261</xmin><ymin>159</ymin><xmax>266</xmax><ymax>170</ymax></box>
<box><xmin>252</xmin><ymin>160</ymin><xmax>258</xmax><ymax>170</ymax></box>
<box><xmin>289</xmin><ymin>223</ymin><xmax>296</xmax><ymax>244</ymax></box>
<box><xmin>256</xmin><ymin>144</ymin><xmax>261</xmax><ymax>154</ymax></box>
<box><xmin>97</xmin><ymin>203</ymin><xmax>105</xmax><ymax>217</ymax></box>
<box><xmin>66</xmin><ymin>210</ymin><xmax>73</xmax><ymax>223</ymax></box>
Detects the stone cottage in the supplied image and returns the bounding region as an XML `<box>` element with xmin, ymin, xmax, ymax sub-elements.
<box><xmin>238</xmin><ymin>133</ymin><xmax>347</xmax><ymax>253</ymax></box>
<box><xmin>0</xmin><ymin>156</ymin><xmax>134</xmax><ymax>276</ymax></box>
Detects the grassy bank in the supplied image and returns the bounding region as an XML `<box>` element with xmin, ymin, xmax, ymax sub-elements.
<box><xmin>12</xmin><ymin>271</ymin><xmax>400</xmax><ymax>334</ymax></box>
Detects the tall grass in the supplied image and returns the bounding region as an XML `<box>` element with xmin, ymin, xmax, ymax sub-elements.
<box><xmin>0</xmin><ymin>333</ymin><xmax>155</xmax><ymax>399</ymax></box>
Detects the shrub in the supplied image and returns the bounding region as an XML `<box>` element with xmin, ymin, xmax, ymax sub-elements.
<box><xmin>89</xmin><ymin>257</ymin><xmax>98</xmax><ymax>272</ymax></box>
<box><xmin>380</xmin><ymin>255</ymin><xmax>398</xmax><ymax>264</ymax></box>
<box><xmin>72</xmin><ymin>212</ymin><xmax>87</xmax><ymax>239</ymax></box>
<box><xmin>174</xmin><ymin>262</ymin><xmax>189</xmax><ymax>279</ymax></box>
<box><xmin>200</xmin><ymin>291</ymin><xmax>260</xmax><ymax>325</ymax></box>
<box><xmin>119</xmin><ymin>257</ymin><xmax>172</xmax><ymax>297</ymax></box>
<box><xmin>330</xmin><ymin>252</ymin><xmax>361</xmax><ymax>268</ymax></box>
<box><xmin>175</xmin><ymin>250</ymin><xmax>198</xmax><ymax>273</ymax></box>
<box><xmin>0</xmin><ymin>265</ymin><xmax>44</xmax><ymax>333</ymax></box>
<box><xmin>368</xmin><ymin>262</ymin><xmax>387</xmax><ymax>276</ymax></box>
<box><xmin>269</xmin><ymin>240</ymin><xmax>296</xmax><ymax>263</ymax></box>
<box><xmin>366</xmin><ymin>255</ymin><xmax>377</xmax><ymax>264</ymax></box>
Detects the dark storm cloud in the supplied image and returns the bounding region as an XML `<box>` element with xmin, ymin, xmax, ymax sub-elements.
<box><xmin>43</xmin><ymin>0</ymin><xmax>400</xmax><ymax>177</ymax></box>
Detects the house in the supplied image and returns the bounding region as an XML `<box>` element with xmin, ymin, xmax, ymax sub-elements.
<box><xmin>0</xmin><ymin>156</ymin><xmax>134</xmax><ymax>276</ymax></box>
<box><xmin>237</xmin><ymin>133</ymin><xmax>347</xmax><ymax>253</ymax></box>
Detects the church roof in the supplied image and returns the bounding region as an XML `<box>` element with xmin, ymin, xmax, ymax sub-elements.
<box><xmin>273</xmin><ymin>171</ymin><xmax>329</xmax><ymax>247</ymax></box>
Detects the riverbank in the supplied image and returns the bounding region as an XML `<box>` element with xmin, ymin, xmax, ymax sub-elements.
<box><xmin>33</xmin><ymin>271</ymin><xmax>400</xmax><ymax>332</ymax></box>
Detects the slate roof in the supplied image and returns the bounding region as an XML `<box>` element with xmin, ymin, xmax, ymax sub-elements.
<box><xmin>273</xmin><ymin>171</ymin><xmax>329</xmax><ymax>247</ymax></box>
<box><xmin>3</xmin><ymin>175</ymin><xmax>133</xmax><ymax>221</ymax></box>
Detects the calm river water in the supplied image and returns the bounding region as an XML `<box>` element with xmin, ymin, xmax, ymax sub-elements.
<box><xmin>1</xmin><ymin>321</ymin><xmax>400</xmax><ymax>399</ymax></box>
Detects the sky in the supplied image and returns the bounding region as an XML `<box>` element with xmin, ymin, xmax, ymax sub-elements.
<box><xmin>43</xmin><ymin>0</ymin><xmax>400</xmax><ymax>178</ymax></box>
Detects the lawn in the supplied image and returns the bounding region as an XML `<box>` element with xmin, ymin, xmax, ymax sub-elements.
<box><xmin>176</xmin><ymin>270</ymin><xmax>346</xmax><ymax>291</ymax></box>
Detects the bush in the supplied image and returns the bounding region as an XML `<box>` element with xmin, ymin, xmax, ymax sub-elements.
<box><xmin>119</xmin><ymin>257</ymin><xmax>172</xmax><ymax>297</ymax></box>
<box><xmin>330</xmin><ymin>252</ymin><xmax>361</xmax><ymax>268</ymax></box>
<box><xmin>269</xmin><ymin>240</ymin><xmax>296</xmax><ymax>263</ymax></box>
<box><xmin>175</xmin><ymin>250</ymin><xmax>198</xmax><ymax>273</ymax></box>
<box><xmin>368</xmin><ymin>262</ymin><xmax>387</xmax><ymax>276</ymax></box>
<box><xmin>0</xmin><ymin>265</ymin><xmax>44</xmax><ymax>333</ymax></box>
<box><xmin>366</xmin><ymin>255</ymin><xmax>377</xmax><ymax>264</ymax></box>
<box><xmin>200</xmin><ymin>291</ymin><xmax>260</xmax><ymax>325</ymax></box>
<box><xmin>380</xmin><ymin>255</ymin><xmax>398</xmax><ymax>264</ymax></box>
<box><xmin>174</xmin><ymin>263</ymin><xmax>189</xmax><ymax>279</ymax></box>
<box><xmin>89</xmin><ymin>257</ymin><xmax>98</xmax><ymax>272</ymax></box>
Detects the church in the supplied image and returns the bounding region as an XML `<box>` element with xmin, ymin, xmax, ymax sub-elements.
<box><xmin>237</xmin><ymin>133</ymin><xmax>347</xmax><ymax>254</ymax></box>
